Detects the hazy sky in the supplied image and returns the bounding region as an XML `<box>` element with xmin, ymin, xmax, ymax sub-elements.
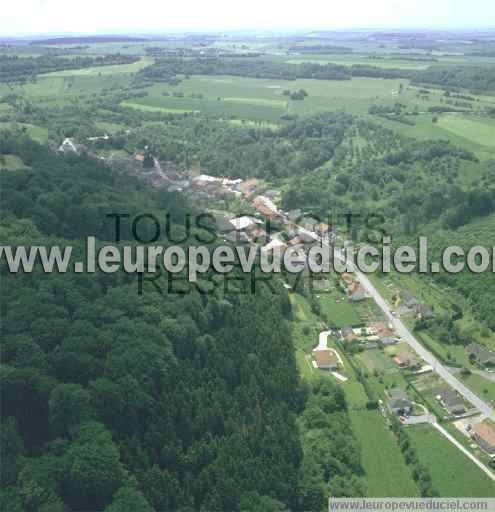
<box><xmin>1</xmin><ymin>0</ymin><xmax>494</xmax><ymax>35</ymax></box>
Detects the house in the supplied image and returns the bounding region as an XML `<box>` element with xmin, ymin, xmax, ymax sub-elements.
<box><xmin>414</xmin><ymin>304</ymin><xmax>434</xmax><ymax>320</ymax></box>
<box><xmin>239</xmin><ymin>178</ymin><xmax>261</xmax><ymax>198</ymax></box>
<box><xmin>471</xmin><ymin>419</ymin><xmax>495</xmax><ymax>455</ymax></box>
<box><xmin>58</xmin><ymin>138</ymin><xmax>83</xmax><ymax>155</ymax></box>
<box><xmin>388</xmin><ymin>389</ymin><xmax>412</xmax><ymax>415</ymax></box>
<box><xmin>341</xmin><ymin>326</ymin><xmax>359</xmax><ymax>343</ymax></box>
<box><xmin>467</xmin><ymin>343</ymin><xmax>495</xmax><ymax>369</ymax></box>
<box><xmin>393</xmin><ymin>351</ymin><xmax>419</xmax><ymax>369</ymax></box>
<box><xmin>370</xmin><ymin>321</ymin><xmax>394</xmax><ymax>339</ymax></box>
<box><xmin>348</xmin><ymin>283</ymin><xmax>368</xmax><ymax>303</ymax></box>
<box><xmin>312</xmin><ymin>349</ymin><xmax>340</xmax><ymax>371</ymax></box>
<box><xmin>436</xmin><ymin>388</ymin><xmax>466</xmax><ymax>416</ymax></box>
<box><xmin>381</xmin><ymin>337</ymin><xmax>399</xmax><ymax>346</ymax></box>
<box><xmin>229</xmin><ymin>216</ymin><xmax>260</xmax><ymax>232</ymax></box>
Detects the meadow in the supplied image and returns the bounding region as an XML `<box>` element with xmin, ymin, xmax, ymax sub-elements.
<box><xmin>350</xmin><ymin>410</ymin><xmax>418</xmax><ymax>497</ymax></box>
<box><xmin>408</xmin><ymin>425</ymin><xmax>495</xmax><ymax>497</ymax></box>
<box><xmin>121</xmin><ymin>75</ymin><xmax>407</xmax><ymax>121</ymax></box>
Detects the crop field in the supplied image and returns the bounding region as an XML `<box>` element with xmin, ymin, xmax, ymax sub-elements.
<box><xmin>408</xmin><ymin>425</ymin><xmax>495</xmax><ymax>497</ymax></box>
<box><xmin>122</xmin><ymin>75</ymin><xmax>407</xmax><ymax>121</ymax></box>
<box><xmin>350</xmin><ymin>410</ymin><xmax>418</xmax><ymax>497</ymax></box>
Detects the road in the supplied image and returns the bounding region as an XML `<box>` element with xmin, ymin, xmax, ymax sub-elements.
<box><xmin>297</xmin><ymin>227</ymin><xmax>495</xmax><ymax>419</ymax></box>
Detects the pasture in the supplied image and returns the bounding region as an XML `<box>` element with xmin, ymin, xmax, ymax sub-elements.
<box><xmin>122</xmin><ymin>75</ymin><xmax>407</xmax><ymax>122</ymax></box>
<box><xmin>350</xmin><ymin>410</ymin><xmax>418</xmax><ymax>497</ymax></box>
<box><xmin>408</xmin><ymin>425</ymin><xmax>495</xmax><ymax>497</ymax></box>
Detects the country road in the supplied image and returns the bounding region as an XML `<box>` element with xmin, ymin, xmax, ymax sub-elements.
<box><xmin>297</xmin><ymin>227</ymin><xmax>495</xmax><ymax>419</ymax></box>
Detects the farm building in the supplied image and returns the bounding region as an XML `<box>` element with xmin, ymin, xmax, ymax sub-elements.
<box><xmin>467</xmin><ymin>343</ymin><xmax>495</xmax><ymax>369</ymax></box>
<box><xmin>471</xmin><ymin>419</ymin><xmax>495</xmax><ymax>455</ymax></box>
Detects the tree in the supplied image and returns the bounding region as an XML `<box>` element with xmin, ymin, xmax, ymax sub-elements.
<box><xmin>49</xmin><ymin>383</ymin><xmax>92</xmax><ymax>436</ymax></box>
<box><xmin>63</xmin><ymin>422</ymin><xmax>125</xmax><ymax>511</ymax></box>
<box><xmin>104</xmin><ymin>487</ymin><xmax>154</xmax><ymax>512</ymax></box>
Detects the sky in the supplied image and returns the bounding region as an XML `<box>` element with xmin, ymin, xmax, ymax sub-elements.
<box><xmin>1</xmin><ymin>0</ymin><xmax>494</xmax><ymax>36</ymax></box>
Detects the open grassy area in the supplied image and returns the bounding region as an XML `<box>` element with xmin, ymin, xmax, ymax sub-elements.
<box><xmin>0</xmin><ymin>154</ymin><xmax>29</xmax><ymax>170</ymax></box>
<box><xmin>0</xmin><ymin>122</ymin><xmax>48</xmax><ymax>143</ymax></box>
<box><xmin>408</xmin><ymin>425</ymin><xmax>495</xmax><ymax>497</ymax></box>
<box><xmin>41</xmin><ymin>57</ymin><xmax>153</xmax><ymax>77</ymax></box>
<box><xmin>122</xmin><ymin>75</ymin><xmax>408</xmax><ymax>122</ymax></box>
<box><xmin>376</xmin><ymin>113</ymin><xmax>495</xmax><ymax>160</ymax></box>
<box><xmin>319</xmin><ymin>293</ymin><xmax>361</xmax><ymax>328</ymax></box>
<box><xmin>350</xmin><ymin>410</ymin><xmax>418</xmax><ymax>497</ymax></box>
<box><xmin>357</xmin><ymin>348</ymin><xmax>396</xmax><ymax>373</ymax></box>
<box><xmin>437</xmin><ymin>114</ymin><xmax>495</xmax><ymax>148</ymax></box>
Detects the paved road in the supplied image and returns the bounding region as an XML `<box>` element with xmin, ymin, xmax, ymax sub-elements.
<box><xmin>297</xmin><ymin>227</ymin><xmax>495</xmax><ymax>419</ymax></box>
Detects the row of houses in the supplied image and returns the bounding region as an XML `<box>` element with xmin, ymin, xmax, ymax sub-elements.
<box><xmin>341</xmin><ymin>321</ymin><xmax>400</xmax><ymax>347</ymax></box>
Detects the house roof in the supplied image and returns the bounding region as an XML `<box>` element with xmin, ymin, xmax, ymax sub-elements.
<box><xmin>472</xmin><ymin>419</ymin><xmax>495</xmax><ymax>448</ymax></box>
<box><xmin>388</xmin><ymin>388</ymin><xmax>411</xmax><ymax>408</ymax></box>
<box><xmin>313</xmin><ymin>349</ymin><xmax>339</xmax><ymax>368</ymax></box>
<box><xmin>438</xmin><ymin>388</ymin><xmax>464</xmax><ymax>410</ymax></box>
<box><xmin>467</xmin><ymin>343</ymin><xmax>495</xmax><ymax>365</ymax></box>
<box><xmin>394</xmin><ymin>352</ymin><xmax>414</xmax><ymax>366</ymax></box>
<box><xmin>229</xmin><ymin>216</ymin><xmax>259</xmax><ymax>231</ymax></box>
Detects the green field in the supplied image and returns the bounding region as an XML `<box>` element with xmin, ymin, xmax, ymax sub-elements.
<box><xmin>350</xmin><ymin>410</ymin><xmax>418</xmax><ymax>497</ymax></box>
<box><xmin>437</xmin><ymin>114</ymin><xmax>495</xmax><ymax>148</ymax></box>
<box><xmin>376</xmin><ymin>113</ymin><xmax>495</xmax><ymax>160</ymax></box>
<box><xmin>42</xmin><ymin>57</ymin><xmax>153</xmax><ymax>77</ymax></box>
<box><xmin>122</xmin><ymin>75</ymin><xmax>407</xmax><ymax>122</ymax></box>
<box><xmin>319</xmin><ymin>294</ymin><xmax>362</xmax><ymax>328</ymax></box>
<box><xmin>357</xmin><ymin>349</ymin><xmax>396</xmax><ymax>372</ymax></box>
<box><xmin>408</xmin><ymin>425</ymin><xmax>495</xmax><ymax>497</ymax></box>
<box><xmin>0</xmin><ymin>122</ymin><xmax>48</xmax><ymax>143</ymax></box>
<box><xmin>0</xmin><ymin>154</ymin><xmax>29</xmax><ymax>171</ymax></box>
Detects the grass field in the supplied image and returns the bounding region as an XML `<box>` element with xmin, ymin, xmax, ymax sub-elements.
<box><xmin>319</xmin><ymin>293</ymin><xmax>361</xmax><ymax>327</ymax></box>
<box><xmin>41</xmin><ymin>57</ymin><xmax>153</xmax><ymax>77</ymax></box>
<box><xmin>0</xmin><ymin>122</ymin><xmax>48</xmax><ymax>143</ymax></box>
<box><xmin>437</xmin><ymin>114</ymin><xmax>495</xmax><ymax>148</ymax></box>
<box><xmin>376</xmin><ymin>113</ymin><xmax>495</xmax><ymax>160</ymax></box>
<box><xmin>122</xmin><ymin>75</ymin><xmax>407</xmax><ymax>122</ymax></box>
<box><xmin>408</xmin><ymin>425</ymin><xmax>495</xmax><ymax>497</ymax></box>
<box><xmin>0</xmin><ymin>154</ymin><xmax>29</xmax><ymax>170</ymax></box>
<box><xmin>350</xmin><ymin>410</ymin><xmax>418</xmax><ymax>497</ymax></box>
<box><xmin>357</xmin><ymin>349</ymin><xmax>396</xmax><ymax>372</ymax></box>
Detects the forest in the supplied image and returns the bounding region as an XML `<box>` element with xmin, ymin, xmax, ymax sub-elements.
<box><xmin>0</xmin><ymin>134</ymin><xmax>365</xmax><ymax>511</ymax></box>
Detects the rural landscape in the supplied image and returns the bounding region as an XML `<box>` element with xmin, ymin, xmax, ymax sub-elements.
<box><xmin>1</xmin><ymin>9</ymin><xmax>495</xmax><ymax>512</ymax></box>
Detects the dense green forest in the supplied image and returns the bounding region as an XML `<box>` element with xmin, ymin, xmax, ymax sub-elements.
<box><xmin>0</xmin><ymin>134</ymin><xmax>365</xmax><ymax>511</ymax></box>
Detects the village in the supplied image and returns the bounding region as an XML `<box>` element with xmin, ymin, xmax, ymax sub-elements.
<box><xmin>59</xmin><ymin>135</ymin><xmax>495</xmax><ymax>472</ymax></box>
